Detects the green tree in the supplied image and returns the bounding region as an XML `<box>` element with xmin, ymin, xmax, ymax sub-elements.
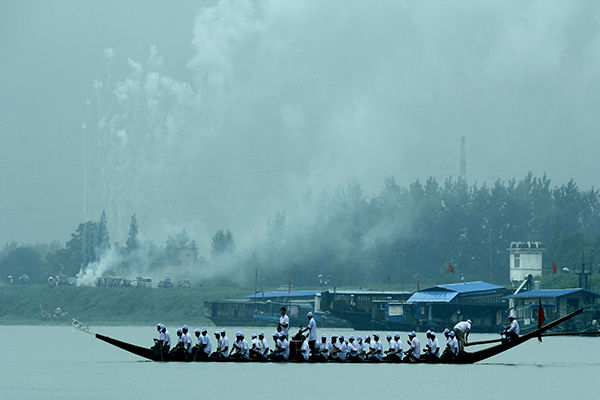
<box><xmin>126</xmin><ymin>213</ymin><xmax>140</xmax><ymax>252</ymax></box>
<box><xmin>211</xmin><ymin>229</ymin><xmax>236</xmax><ymax>257</ymax></box>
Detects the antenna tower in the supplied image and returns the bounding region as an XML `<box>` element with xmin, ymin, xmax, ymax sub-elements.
<box><xmin>459</xmin><ymin>136</ymin><xmax>466</xmax><ymax>181</ymax></box>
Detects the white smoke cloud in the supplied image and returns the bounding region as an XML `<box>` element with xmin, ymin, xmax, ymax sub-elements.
<box><xmin>80</xmin><ymin>0</ymin><xmax>600</xmax><ymax>284</ymax></box>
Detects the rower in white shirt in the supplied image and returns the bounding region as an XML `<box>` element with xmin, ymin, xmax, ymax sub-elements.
<box><xmin>259</xmin><ymin>331</ymin><xmax>269</xmax><ymax>359</ymax></box>
<box><xmin>299</xmin><ymin>337</ymin><xmax>310</xmax><ymax>361</ymax></box>
<box><xmin>372</xmin><ymin>333</ymin><xmax>383</xmax><ymax>361</ymax></box>
<box><xmin>425</xmin><ymin>330</ymin><xmax>440</xmax><ymax>359</ymax></box>
<box><xmin>219</xmin><ymin>329</ymin><xmax>229</xmax><ymax>358</ymax></box>
<box><xmin>366</xmin><ymin>334</ymin><xmax>383</xmax><ymax>361</ymax></box>
<box><xmin>230</xmin><ymin>332</ymin><xmax>249</xmax><ymax>360</ymax></box>
<box><xmin>338</xmin><ymin>335</ymin><xmax>348</xmax><ymax>361</ymax></box>
<box><xmin>271</xmin><ymin>332</ymin><xmax>289</xmax><ymax>361</ymax></box>
<box><xmin>182</xmin><ymin>325</ymin><xmax>193</xmax><ymax>354</ymax></box>
<box><xmin>404</xmin><ymin>331</ymin><xmax>421</xmax><ymax>362</ymax></box>
<box><xmin>153</xmin><ymin>323</ymin><xmax>163</xmax><ymax>351</ymax></box>
<box><xmin>209</xmin><ymin>332</ymin><xmax>221</xmax><ymax>359</ymax></box>
<box><xmin>347</xmin><ymin>336</ymin><xmax>358</xmax><ymax>360</ymax></box>
<box><xmin>384</xmin><ymin>334</ymin><xmax>397</xmax><ymax>361</ymax></box>
<box><xmin>448</xmin><ymin>331</ymin><xmax>459</xmax><ymax>357</ymax></box>
<box><xmin>393</xmin><ymin>333</ymin><xmax>403</xmax><ymax>360</ymax></box>
<box><xmin>278</xmin><ymin>307</ymin><xmax>290</xmax><ymax>339</ymax></box>
<box><xmin>161</xmin><ymin>325</ymin><xmax>171</xmax><ymax>352</ymax></box>
<box><xmin>329</xmin><ymin>335</ymin><xmax>342</xmax><ymax>361</ymax></box>
<box><xmin>315</xmin><ymin>334</ymin><xmax>330</xmax><ymax>361</ymax></box>
<box><xmin>193</xmin><ymin>327</ymin><xmax>211</xmax><ymax>360</ymax></box>
<box><xmin>502</xmin><ymin>314</ymin><xmax>520</xmax><ymax>342</ymax></box>
<box><xmin>356</xmin><ymin>336</ymin><xmax>366</xmax><ymax>360</ymax></box>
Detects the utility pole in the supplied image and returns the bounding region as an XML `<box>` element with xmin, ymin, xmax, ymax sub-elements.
<box><xmin>488</xmin><ymin>228</ymin><xmax>493</xmax><ymax>283</ymax></box>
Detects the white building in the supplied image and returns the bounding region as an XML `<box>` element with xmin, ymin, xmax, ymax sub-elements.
<box><xmin>508</xmin><ymin>241</ymin><xmax>545</xmax><ymax>282</ymax></box>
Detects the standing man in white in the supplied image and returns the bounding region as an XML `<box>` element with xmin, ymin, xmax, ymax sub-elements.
<box><xmin>278</xmin><ymin>306</ymin><xmax>290</xmax><ymax>339</ymax></box>
<box><xmin>300</xmin><ymin>311</ymin><xmax>317</xmax><ymax>356</ymax></box>
<box><xmin>453</xmin><ymin>319</ymin><xmax>472</xmax><ymax>352</ymax></box>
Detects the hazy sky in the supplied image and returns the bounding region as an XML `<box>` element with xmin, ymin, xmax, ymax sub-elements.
<box><xmin>1</xmin><ymin>0</ymin><xmax>599</xmax><ymax>252</ymax></box>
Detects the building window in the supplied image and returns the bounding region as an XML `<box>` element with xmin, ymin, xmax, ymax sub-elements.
<box><xmin>514</xmin><ymin>254</ymin><xmax>520</xmax><ymax>268</ymax></box>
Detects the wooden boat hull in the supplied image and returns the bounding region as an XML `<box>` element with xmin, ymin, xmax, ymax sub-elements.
<box><xmin>95</xmin><ymin>308</ymin><xmax>583</xmax><ymax>364</ymax></box>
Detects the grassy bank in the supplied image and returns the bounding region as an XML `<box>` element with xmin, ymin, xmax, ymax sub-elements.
<box><xmin>0</xmin><ymin>285</ymin><xmax>249</xmax><ymax>325</ymax></box>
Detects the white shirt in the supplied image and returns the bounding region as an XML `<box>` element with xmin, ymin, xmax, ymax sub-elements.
<box><xmin>356</xmin><ymin>341</ymin><xmax>366</xmax><ymax>355</ymax></box>
<box><xmin>220</xmin><ymin>336</ymin><xmax>229</xmax><ymax>355</ymax></box>
<box><xmin>200</xmin><ymin>334</ymin><xmax>211</xmax><ymax>354</ymax></box>
<box><xmin>261</xmin><ymin>338</ymin><xmax>269</xmax><ymax>355</ymax></box>
<box><xmin>317</xmin><ymin>341</ymin><xmax>331</xmax><ymax>355</ymax></box>
<box><xmin>300</xmin><ymin>341</ymin><xmax>310</xmax><ymax>360</ymax></box>
<box><xmin>330</xmin><ymin>342</ymin><xmax>342</xmax><ymax>359</ymax></box>
<box><xmin>184</xmin><ymin>333</ymin><xmax>193</xmax><ymax>352</ymax></box>
<box><xmin>339</xmin><ymin>341</ymin><xmax>348</xmax><ymax>360</ymax></box>
<box><xmin>396</xmin><ymin>339</ymin><xmax>403</xmax><ymax>353</ymax></box>
<box><xmin>428</xmin><ymin>337</ymin><xmax>440</xmax><ymax>357</ymax></box>
<box><xmin>387</xmin><ymin>340</ymin><xmax>398</xmax><ymax>353</ymax></box>
<box><xmin>251</xmin><ymin>338</ymin><xmax>259</xmax><ymax>350</ymax></box>
<box><xmin>158</xmin><ymin>331</ymin><xmax>165</xmax><ymax>341</ymax></box>
<box><xmin>280</xmin><ymin>338</ymin><xmax>290</xmax><ymax>360</ymax></box>
<box><xmin>507</xmin><ymin>320</ymin><xmax>520</xmax><ymax>335</ymax></box>
<box><xmin>454</xmin><ymin>321</ymin><xmax>471</xmax><ymax>333</ymax></box>
<box><xmin>235</xmin><ymin>339</ymin><xmax>249</xmax><ymax>359</ymax></box>
<box><xmin>347</xmin><ymin>341</ymin><xmax>357</xmax><ymax>356</ymax></box>
<box><xmin>306</xmin><ymin>318</ymin><xmax>317</xmax><ymax>341</ymax></box>
<box><xmin>450</xmin><ymin>337</ymin><xmax>459</xmax><ymax>355</ymax></box>
<box><xmin>279</xmin><ymin>314</ymin><xmax>290</xmax><ymax>336</ymax></box>
<box><xmin>409</xmin><ymin>337</ymin><xmax>420</xmax><ymax>359</ymax></box>
<box><xmin>163</xmin><ymin>331</ymin><xmax>171</xmax><ymax>347</ymax></box>
<box><xmin>176</xmin><ymin>335</ymin><xmax>184</xmax><ymax>345</ymax></box>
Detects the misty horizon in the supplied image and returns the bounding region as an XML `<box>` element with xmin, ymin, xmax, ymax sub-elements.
<box><xmin>2</xmin><ymin>0</ymin><xmax>600</xmax><ymax>254</ymax></box>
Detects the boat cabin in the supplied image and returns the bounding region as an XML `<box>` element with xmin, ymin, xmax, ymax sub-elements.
<box><xmin>407</xmin><ymin>281</ymin><xmax>509</xmax><ymax>332</ymax></box>
<box><xmin>505</xmin><ymin>288</ymin><xmax>600</xmax><ymax>331</ymax></box>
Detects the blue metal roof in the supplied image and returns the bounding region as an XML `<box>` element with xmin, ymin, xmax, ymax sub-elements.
<box><xmin>407</xmin><ymin>281</ymin><xmax>504</xmax><ymax>303</ymax></box>
<box><xmin>407</xmin><ymin>291</ymin><xmax>458</xmax><ymax>303</ymax></box>
<box><xmin>246</xmin><ymin>290</ymin><xmax>322</xmax><ymax>299</ymax></box>
<box><xmin>435</xmin><ymin>281</ymin><xmax>504</xmax><ymax>293</ymax></box>
<box><xmin>506</xmin><ymin>288</ymin><xmax>600</xmax><ymax>299</ymax></box>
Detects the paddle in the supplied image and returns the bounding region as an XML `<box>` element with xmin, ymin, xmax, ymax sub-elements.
<box><xmin>466</xmin><ymin>331</ymin><xmax>600</xmax><ymax>347</ymax></box>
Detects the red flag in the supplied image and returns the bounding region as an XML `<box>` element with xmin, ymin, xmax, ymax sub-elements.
<box><xmin>538</xmin><ymin>298</ymin><xmax>545</xmax><ymax>342</ymax></box>
<box><xmin>288</xmin><ymin>280</ymin><xmax>291</xmax><ymax>293</ymax></box>
<box><xmin>350</xmin><ymin>278</ymin><xmax>353</xmax><ymax>285</ymax></box>
<box><xmin>552</xmin><ymin>262</ymin><xmax>557</xmax><ymax>275</ymax></box>
<box><xmin>417</xmin><ymin>279</ymin><xmax>420</xmax><ymax>291</ymax></box>
<box><xmin>448</xmin><ymin>264</ymin><xmax>455</xmax><ymax>274</ymax></box>
<box><xmin>538</xmin><ymin>299</ymin><xmax>545</xmax><ymax>327</ymax></box>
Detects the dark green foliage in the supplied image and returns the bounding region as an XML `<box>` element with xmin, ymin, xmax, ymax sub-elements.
<box><xmin>255</xmin><ymin>173</ymin><xmax>600</xmax><ymax>286</ymax></box>
<box><xmin>211</xmin><ymin>229</ymin><xmax>236</xmax><ymax>257</ymax></box>
<box><xmin>126</xmin><ymin>213</ymin><xmax>140</xmax><ymax>252</ymax></box>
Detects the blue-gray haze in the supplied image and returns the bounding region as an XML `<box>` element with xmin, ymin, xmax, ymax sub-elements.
<box><xmin>1</xmin><ymin>0</ymin><xmax>599</xmax><ymax>254</ymax></box>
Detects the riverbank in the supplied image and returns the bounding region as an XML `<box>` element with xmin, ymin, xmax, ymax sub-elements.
<box><xmin>0</xmin><ymin>285</ymin><xmax>249</xmax><ymax>325</ymax></box>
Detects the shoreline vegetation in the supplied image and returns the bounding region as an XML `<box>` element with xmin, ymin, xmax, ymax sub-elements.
<box><xmin>1</xmin><ymin>273</ymin><xmax>597</xmax><ymax>326</ymax></box>
<box><xmin>0</xmin><ymin>285</ymin><xmax>248</xmax><ymax>326</ymax></box>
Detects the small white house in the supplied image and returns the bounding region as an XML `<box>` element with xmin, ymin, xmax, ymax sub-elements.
<box><xmin>508</xmin><ymin>241</ymin><xmax>544</xmax><ymax>282</ymax></box>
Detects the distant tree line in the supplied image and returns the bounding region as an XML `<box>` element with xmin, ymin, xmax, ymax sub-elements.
<box><xmin>1</xmin><ymin>172</ymin><xmax>600</xmax><ymax>287</ymax></box>
<box><xmin>0</xmin><ymin>211</ymin><xmax>236</xmax><ymax>284</ymax></box>
<box><xmin>250</xmin><ymin>173</ymin><xmax>600</xmax><ymax>287</ymax></box>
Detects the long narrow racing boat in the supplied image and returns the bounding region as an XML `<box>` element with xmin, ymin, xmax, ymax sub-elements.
<box><xmin>91</xmin><ymin>308</ymin><xmax>583</xmax><ymax>364</ymax></box>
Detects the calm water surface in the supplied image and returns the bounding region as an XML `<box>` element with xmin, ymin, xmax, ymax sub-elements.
<box><xmin>1</xmin><ymin>325</ymin><xmax>599</xmax><ymax>400</ymax></box>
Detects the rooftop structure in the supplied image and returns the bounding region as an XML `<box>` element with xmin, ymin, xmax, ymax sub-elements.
<box><xmin>508</xmin><ymin>241</ymin><xmax>545</xmax><ymax>282</ymax></box>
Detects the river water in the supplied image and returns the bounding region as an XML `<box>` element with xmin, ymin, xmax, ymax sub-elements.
<box><xmin>2</xmin><ymin>325</ymin><xmax>599</xmax><ymax>400</ymax></box>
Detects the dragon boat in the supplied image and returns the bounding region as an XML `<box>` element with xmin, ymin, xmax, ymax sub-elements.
<box><xmin>88</xmin><ymin>308</ymin><xmax>583</xmax><ymax>364</ymax></box>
